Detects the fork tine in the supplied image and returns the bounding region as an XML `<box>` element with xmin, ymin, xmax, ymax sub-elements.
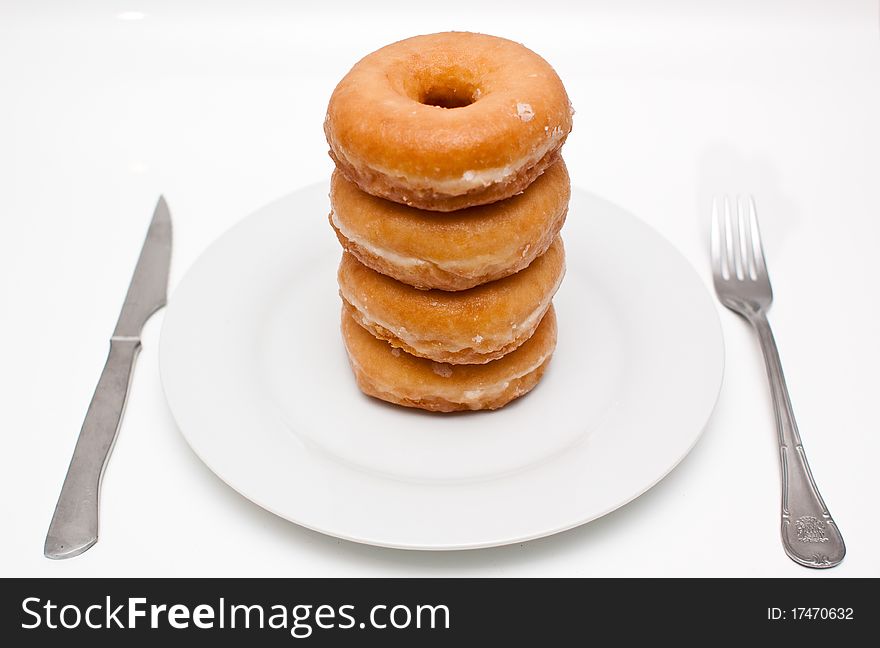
<box><xmin>734</xmin><ymin>196</ymin><xmax>749</xmax><ymax>280</ymax></box>
<box><xmin>711</xmin><ymin>196</ymin><xmax>723</xmax><ymax>278</ymax></box>
<box><xmin>716</xmin><ymin>195</ymin><xmax>732</xmax><ymax>280</ymax></box>
<box><xmin>722</xmin><ymin>195</ymin><xmax>740</xmax><ymax>280</ymax></box>
<box><xmin>738</xmin><ymin>195</ymin><xmax>757</xmax><ymax>280</ymax></box>
<box><xmin>748</xmin><ymin>195</ymin><xmax>768</xmax><ymax>279</ymax></box>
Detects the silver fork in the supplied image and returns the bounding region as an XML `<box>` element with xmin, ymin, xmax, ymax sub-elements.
<box><xmin>711</xmin><ymin>195</ymin><xmax>845</xmax><ymax>568</ymax></box>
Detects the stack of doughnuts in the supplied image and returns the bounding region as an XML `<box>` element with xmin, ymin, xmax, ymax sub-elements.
<box><xmin>324</xmin><ymin>32</ymin><xmax>573</xmax><ymax>412</ymax></box>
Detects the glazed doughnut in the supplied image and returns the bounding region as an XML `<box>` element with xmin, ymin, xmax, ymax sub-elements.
<box><xmin>324</xmin><ymin>32</ymin><xmax>573</xmax><ymax>211</ymax></box>
<box><xmin>337</xmin><ymin>237</ymin><xmax>565</xmax><ymax>364</ymax></box>
<box><xmin>330</xmin><ymin>159</ymin><xmax>569</xmax><ymax>291</ymax></box>
<box><xmin>342</xmin><ymin>302</ymin><xmax>557</xmax><ymax>412</ymax></box>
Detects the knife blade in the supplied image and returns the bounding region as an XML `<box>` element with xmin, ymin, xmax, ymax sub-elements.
<box><xmin>44</xmin><ymin>196</ymin><xmax>172</xmax><ymax>559</ymax></box>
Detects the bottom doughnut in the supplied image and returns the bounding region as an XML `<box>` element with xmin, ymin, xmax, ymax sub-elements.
<box><xmin>341</xmin><ymin>302</ymin><xmax>557</xmax><ymax>412</ymax></box>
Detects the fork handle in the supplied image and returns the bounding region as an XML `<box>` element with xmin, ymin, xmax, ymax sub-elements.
<box><xmin>750</xmin><ymin>312</ymin><xmax>845</xmax><ymax>568</ymax></box>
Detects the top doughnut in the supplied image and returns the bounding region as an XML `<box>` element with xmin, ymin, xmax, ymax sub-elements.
<box><xmin>324</xmin><ymin>32</ymin><xmax>573</xmax><ymax>211</ymax></box>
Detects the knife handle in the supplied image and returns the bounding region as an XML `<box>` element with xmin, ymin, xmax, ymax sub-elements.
<box><xmin>44</xmin><ymin>337</ymin><xmax>141</xmax><ymax>559</ymax></box>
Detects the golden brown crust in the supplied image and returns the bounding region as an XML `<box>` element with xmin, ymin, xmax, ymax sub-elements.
<box><xmin>337</xmin><ymin>238</ymin><xmax>565</xmax><ymax>364</ymax></box>
<box><xmin>342</xmin><ymin>302</ymin><xmax>557</xmax><ymax>412</ymax></box>
<box><xmin>329</xmin><ymin>159</ymin><xmax>570</xmax><ymax>290</ymax></box>
<box><xmin>325</xmin><ymin>32</ymin><xmax>573</xmax><ymax>210</ymax></box>
<box><xmin>329</xmin><ymin>147</ymin><xmax>565</xmax><ymax>212</ymax></box>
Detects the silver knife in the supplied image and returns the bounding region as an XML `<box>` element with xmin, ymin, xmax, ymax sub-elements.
<box><xmin>44</xmin><ymin>196</ymin><xmax>172</xmax><ymax>559</ymax></box>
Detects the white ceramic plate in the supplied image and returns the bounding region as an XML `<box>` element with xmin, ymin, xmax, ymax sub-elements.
<box><xmin>159</xmin><ymin>184</ymin><xmax>724</xmax><ymax>550</ymax></box>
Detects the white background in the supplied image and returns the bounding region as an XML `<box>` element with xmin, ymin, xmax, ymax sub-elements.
<box><xmin>2</xmin><ymin>0</ymin><xmax>879</xmax><ymax>577</ymax></box>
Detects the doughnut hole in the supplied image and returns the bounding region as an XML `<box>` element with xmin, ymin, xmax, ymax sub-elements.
<box><xmin>401</xmin><ymin>63</ymin><xmax>483</xmax><ymax>109</ymax></box>
<box><xmin>420</xmin><ymin>83</ymin><xmax>478</xmax><ymax>108</ymax></box>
